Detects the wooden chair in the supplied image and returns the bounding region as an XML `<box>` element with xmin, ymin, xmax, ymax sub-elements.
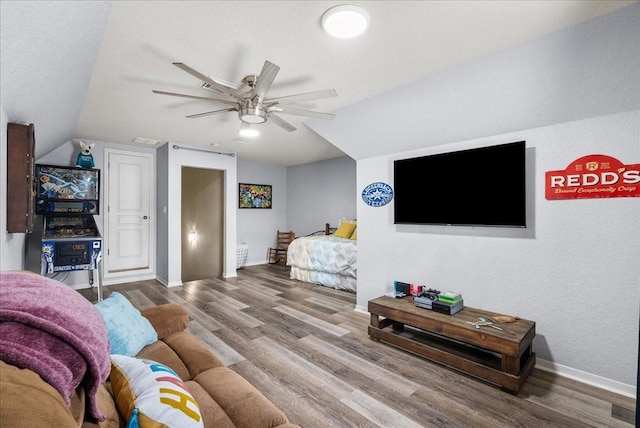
<box><xmin>268</xmin><ymin>230</ymin><xmax>295</xmax><ymax>264</ymax></box>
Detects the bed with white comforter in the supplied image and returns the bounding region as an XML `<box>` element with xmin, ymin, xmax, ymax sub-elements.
<box><xmin>287</xmin><ymin>234</ymin><xmax>357</xmax><ymax>293</ymax></box>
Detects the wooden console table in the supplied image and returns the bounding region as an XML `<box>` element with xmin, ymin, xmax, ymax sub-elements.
<box><xmin>368</xmin><ymin>296</ymin><xmax>535</xmax><ymax>394</ymax></box>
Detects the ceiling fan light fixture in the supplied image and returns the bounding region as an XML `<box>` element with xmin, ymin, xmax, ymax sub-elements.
<box><xmin>321</xmin><ymin>4</ymin><xmax>369</xmax><ymax>39</ymax></box>
<box><xmin>238</xmin><ymin>128</ymin><xmax>260</xmax><ymax>138</ymax></box>
<box><xmin>239</xmin><ymin>107</ymin><xmax>267</xmax><ymax>124</ymax></box>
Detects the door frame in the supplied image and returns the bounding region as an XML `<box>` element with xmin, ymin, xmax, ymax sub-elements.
<box><xmin>103</xmin><ymin>148</ymin><xmax>156</xmax><ymax>283</ymax></box>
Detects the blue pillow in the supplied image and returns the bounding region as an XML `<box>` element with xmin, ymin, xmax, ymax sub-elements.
<box><xmin>95</xmin><ymin>292</ymin><xmax>158</xmax><ymax>356</ymax></box>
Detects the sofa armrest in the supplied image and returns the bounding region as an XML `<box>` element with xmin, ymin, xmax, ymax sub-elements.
<box><xmin>140</xmin><ymin>304</ymin><xmax>189</xmax><ymax>340</ymax></box>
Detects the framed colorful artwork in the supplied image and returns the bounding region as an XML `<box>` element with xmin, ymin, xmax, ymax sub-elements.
<box><xmin>239</xmin><ymin>183</ymin><xmax>272</xmax><ymax>208</ymax></box>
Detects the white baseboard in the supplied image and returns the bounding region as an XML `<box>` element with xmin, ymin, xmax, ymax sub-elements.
<box><xmin>102</xmin><ymin>273</ymin><xmax>156</xmax><ymax>286</ymax></box>
<box><xmin>154</xmin><ymin>276</ymin><xmax>182</xmax><ymax>287</ymax></box>
<box><xmin>355</xmin><ymin>304</ymin><xmax>368</xmax><ymax>314</ymax></box>
<box><xmin>353</xmin><ymin>306</ymin><xmax>637</xmax><ymax>399</ymax></box>
<box><xmin>535</xmin><ymin>359</ymin><xmax>636</xmax><ymax>399</ymax></box>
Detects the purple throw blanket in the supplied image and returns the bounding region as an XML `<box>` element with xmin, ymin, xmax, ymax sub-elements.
<box><xmin>0</xmin><ymin>271</ymin><xmax>110</xmax><ymax>421</ymax></box>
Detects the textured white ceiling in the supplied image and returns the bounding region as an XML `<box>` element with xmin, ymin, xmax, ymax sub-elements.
<box><xmin>1</xmin><ymin>1</ymin><xmax>635</xmax><ymax>165</ymax></box>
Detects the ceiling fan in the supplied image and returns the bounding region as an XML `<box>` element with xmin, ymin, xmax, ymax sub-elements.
<box><xmin>153</xmin><ymin>60</ymin><xmax>337</xmax><ymax>132</ymax></box>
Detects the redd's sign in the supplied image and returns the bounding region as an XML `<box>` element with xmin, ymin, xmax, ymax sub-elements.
<box><xmin>545</xmin><ymin>154</ymin><xmax>640</xmax><ymax>200</ymax></box>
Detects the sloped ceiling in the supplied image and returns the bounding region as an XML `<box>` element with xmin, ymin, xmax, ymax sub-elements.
<box><xmin>1</xmin><ymin>1</ymin><xmax>635</xmax><ymax>165</ymax></box>
<box><xmin>1</xmin><ymin>1</ymin><xmax>110</xmax><ymax>159</ymax></box>
<box><xmin>307</xmin><ymin>2</ymin><xmax>640</xmax><ymax>160</ymax></box>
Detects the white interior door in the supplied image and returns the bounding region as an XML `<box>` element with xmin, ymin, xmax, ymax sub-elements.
<box><xmin>106</xmin><ymin>150</ymin><xmax>152</xmax><ymax>273</ymax></box>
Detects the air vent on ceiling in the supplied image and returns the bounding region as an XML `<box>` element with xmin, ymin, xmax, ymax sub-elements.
<box><xmin>131</xmin><ymin>137</ymin><xmax>164</xmax><ymax>147</ymax></box>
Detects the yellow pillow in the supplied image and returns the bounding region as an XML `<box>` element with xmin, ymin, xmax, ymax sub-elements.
<box><xmin>349</xmin><ymin>228</ymin><xmax>357</xmax><ymax>240</ymax></box>
<box><xmin>334</xmin><ymin>221</ymin><xmax>356</xmax><ymax>239</ymax></box>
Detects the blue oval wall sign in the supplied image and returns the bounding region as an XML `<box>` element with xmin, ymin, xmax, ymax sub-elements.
<box><xmin>362</xmin><ymin>182</ymin><xmax>394</xmax><ymax>207</ymax></box>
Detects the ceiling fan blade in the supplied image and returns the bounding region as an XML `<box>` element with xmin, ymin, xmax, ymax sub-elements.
<box><xmin>185</xmin><ymin>107</ymin><xmax>237</xmax><ymax>119</ymax></box>
<box><xmin>265</xmin><ymin>88</ymin><xmax>337</xmax><ymax>105</ymax></box>
<box><xmin>152</xmin><ymin>90</ymin><xmax>238</xmax><ymax>107</ymax></box>
<box><xmin>252</xmin><ymin>60</ymin><xmax>280</xmax><ymax>100</ymax></box>
<box><xmin>268</xmin><ymin>113</ymin><xmax>296</xmax><ymax>132</ymax></box>
<box><xmin>172</xmin><ymin>62</ymin><xmax>235</xmax><ymax>95</ymax></box>
<box><xmin>270</xmin><ymin>106</ymin><xmax>335</xmax><ymax>120</ymax></box>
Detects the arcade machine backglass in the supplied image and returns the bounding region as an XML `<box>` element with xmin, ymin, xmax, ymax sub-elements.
<box><xmin>33</xmin><ymin>164</ymin><xmax>104</xmax><ymax>300</ymax></box>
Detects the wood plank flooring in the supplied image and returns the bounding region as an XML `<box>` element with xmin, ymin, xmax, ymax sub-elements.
<box><xmin>80</xmin><ymin>264</ymin><xmax>636</xmax><ymax>427</ymax></box>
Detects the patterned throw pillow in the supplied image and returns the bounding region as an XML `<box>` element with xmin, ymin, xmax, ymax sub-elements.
<box><xmin>110</xmin><ymin>354</ymin><xmax>204</xmax><ymax>428</ymax></box>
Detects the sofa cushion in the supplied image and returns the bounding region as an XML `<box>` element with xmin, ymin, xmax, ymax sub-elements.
<box><xmin>70</xmin><ymin>382</ymin><xmax>122</xmax><ymax>428</ymax></box>
<box><xmin>95</xmin><ymin>292</ymin><xmax>157</xmax><ymax>356</ymax></box>
<box><xmin>194</xmin><ymin>367</ymin><xmax>289</xmax><ymax>428</ymax></box>
<box><xmin>0</xmin><ymin>361</ymin><xmax>77</xmax><ymax>427</ymax></box>
<box><xmin>162</xmin><ymin>332</ymin><xmax>225</xmax><ymax>379</ymax></box>
<box><xmin>136</xmin><ymin>338</ymin><xmax>192</xmax><ymax>381</ymax></box>
<box><xmin>110</xmin><ymin>354</ymin><xmax>204</xmax><ymax>428</ymax></box>
<box><xmin>138</xmin><ymin>331</ymin><xmax>224</xmax><ymax>382</ymax></box>
<box><xmin>185</xmin><ymin>380</ymin><xmax>236</xmax><ymax>428</ymax></box>
<box><xmin>140</xmin><ymin>304</ymin><xmax>189</xmax><ymax>340</ymax></box>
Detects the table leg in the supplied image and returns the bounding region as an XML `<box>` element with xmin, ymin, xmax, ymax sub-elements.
<box><xmin>370</xmin><ymin>313</ymin><xmax>380</xmax><ymax>328</ymax></box>
<box><xmin>392</xmin><ymin>321</ymin><xmax>405</xmax><ymax>331</ymax></box>
<box><xmin>502</xmin><ymin>354</ymin><xmax>520</xmax><ymax>375</ymax></box>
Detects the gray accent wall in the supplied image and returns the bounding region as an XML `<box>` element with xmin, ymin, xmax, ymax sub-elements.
<box><xmin>155</xmin><ymin>144</ymin><xmax>169</xmax><ymax>282</ymax></box>
<box><xmin>236</xmin><ymin>156</ymin><xmax>356</xmax><ymax>266</ymax></box>
<box><xmin>287</xmin><ymin>156</ymin><xmax>357</xmax><ymax>236</ymax></box>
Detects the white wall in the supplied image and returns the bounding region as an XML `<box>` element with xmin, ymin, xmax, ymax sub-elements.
<box><xmin>0</xmin><ymin>106</ymin><xmax>26</xmax><ymax>271</ymax></box>
<box><xmin>358</xmin><ymin>110</ymin><xmax>639</xmax><ymax>394</ymax></box>
<box><xmin>308</xmin><ymin>3</ymin><xmax>640</xmax><ymax>396</ymax></box>
<box><xmin>164</xmin><ymin>144</ymin><xmax>237</xmax><ymax>286</ymax></box>
<box><xmin>29</xmin><ymin>139</ymin><xmax>156</xmax><ymax>287</ymax></box>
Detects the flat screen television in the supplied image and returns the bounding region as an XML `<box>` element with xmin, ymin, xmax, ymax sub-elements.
<box><xmin>35</xmin><ymin>164</ymin><xmax>100</xmax><ymax>215</ymax></box>
<box><xmin>393</xmin><ymin>141</ymin><xmax>526</xmax><ymax>227</ymax></box>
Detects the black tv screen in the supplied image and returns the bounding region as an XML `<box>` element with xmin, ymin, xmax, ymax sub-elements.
<box><xmin>394</xmin><ymin>141</ymin><xmax>526</xmax><ymax>227</ymax></box>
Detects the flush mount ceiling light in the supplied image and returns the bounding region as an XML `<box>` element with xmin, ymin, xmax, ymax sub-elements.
<box><xmin>321</xmin><ymin>4</ymin><xmax>370</xmax><ymax>39</ymax></box>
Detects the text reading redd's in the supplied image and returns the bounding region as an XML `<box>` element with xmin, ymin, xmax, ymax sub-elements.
<box><xmin>545</xmin><ymin>154</ymin><xmax>640</xmax><ymax>200</ymax></box>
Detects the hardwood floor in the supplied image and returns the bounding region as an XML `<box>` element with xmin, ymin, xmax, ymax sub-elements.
<box><xmin>80</xmin><ymin>264</ymin><xmax>636</xmax><ymax>427</ymax></box>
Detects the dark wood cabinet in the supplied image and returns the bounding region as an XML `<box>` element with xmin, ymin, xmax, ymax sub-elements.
<box><xmin>6</xmin><ymin>122</ymin><xmax>35</xmax><ymax>233</ymax></box>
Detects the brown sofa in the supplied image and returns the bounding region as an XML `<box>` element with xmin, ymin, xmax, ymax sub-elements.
<box><xmin>0</xmin><ymin>301</ymin><xmax>299</xmax><ymax>428</ymax></box>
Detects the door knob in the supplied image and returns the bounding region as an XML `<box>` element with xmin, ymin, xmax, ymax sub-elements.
<box><xmin>143</xmin><ymin>216</ymin><xmax>148</xmax><ymax>220</ymax></box>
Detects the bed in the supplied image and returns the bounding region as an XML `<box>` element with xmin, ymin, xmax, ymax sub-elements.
<box><xmin>287</xmin><ymin>222</ymin><xmax>357</xmax><ymax>293</ymax></box>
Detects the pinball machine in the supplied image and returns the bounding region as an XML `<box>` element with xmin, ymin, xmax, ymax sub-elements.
<box><xmin>26</xmin><ymin>164</ymin><xmax>104</xmax><ymax>300</ymax></box>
